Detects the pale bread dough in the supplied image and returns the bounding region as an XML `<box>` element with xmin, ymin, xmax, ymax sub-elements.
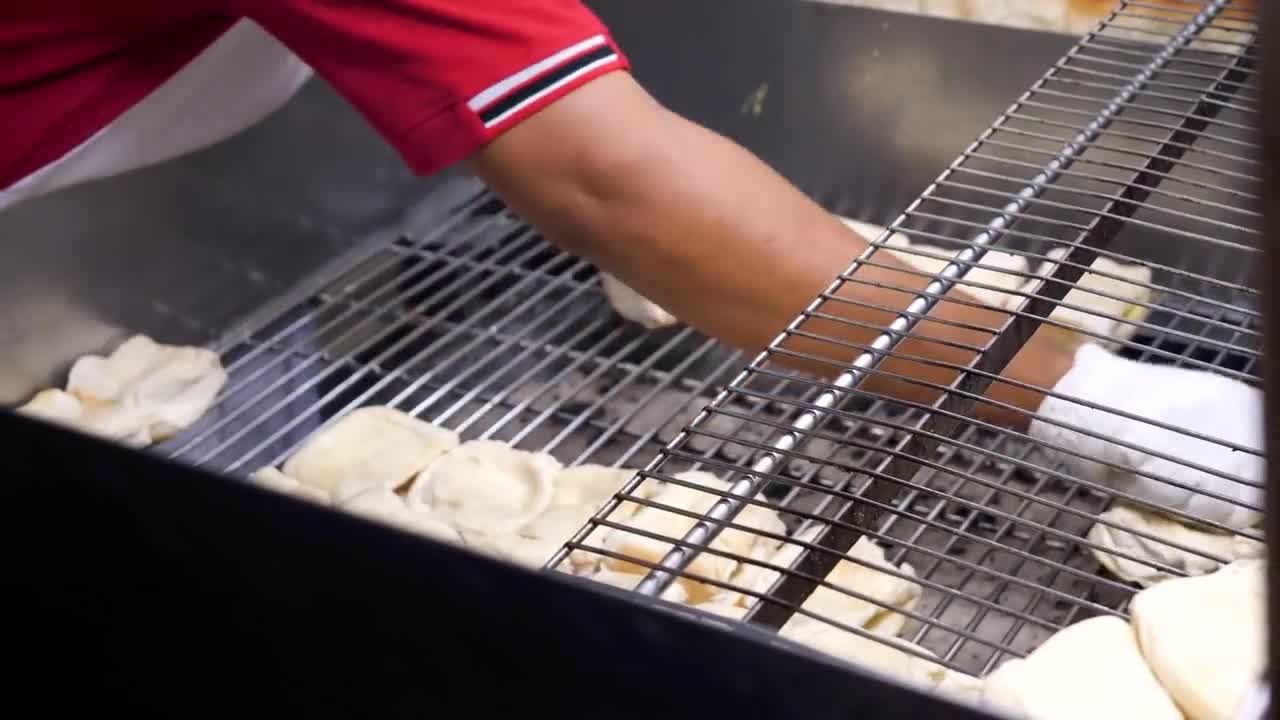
<box><xmin>694</xmin><ymin>600</ymin><xmax>750</xmax><ymax>621</ymax></box>
<box><xmin>600</xmin><ymin>470</ymin><xmax>781</xmax><ymax>603</ymax></box>
<box><xmin>881</xmin><ymin>234</ymin><xmax>1029</xmax><ymax>310</ymax></box>
<box><xmin>410</xmin><ymin>439</ymin><xmax>559</xmax><ymax>535</ymax></box>
<box><xmin>982</xmin><ymin>615</ymin><xmax>1183</xmax><ymax>720</ymax></box>
<box><xmin>337</xmin><ymin>484</ymin><xmax>462</xmax><ymax>545</ymax></box>
<box><xmin>16</xmin><ymin>388</ymin><xmax>152</xmax><ymax>447</ymax></box>
<box><xmin>283</xmin><ymin>406</ymin><xmax>459</xmax><ymax>495</ymax></box>
<box><xmin>1088</xmin><ymin>503</ymin><xmax>1265</xmax><ymax>587</ymax></box>
<box><xmin>1130</xmin><ymin>559</ymin><xmax>1266</xmax><ymax>720</ymax></box>
<box><xmin>781</xmin><ymin>617</ymin><xmax>948</xmax><ymax>690</ymax></box>
<box><xmin>249</xmin><ymin>466</ymin><xmax>330</xmax><ymax>505</ymax></box>
<box><xmin>839</xmin><ymin>215</ymin><xmax>1030</xmax><ymax>310</ymax></box>
<box><xmin>738</xmin><ymin>525</ymin><xmax>824</xmax><ymax>609</ymax></box>
<box><xmin>460</xmin><ymin>531</ymin><xmax>563</xmax><ymax>570</ymax></box>
<box><xmin>585</xmin><ymin>568</ymin><xmax>690</xmax><ymax>604</ymax></box>
<box><xmin>778</xmin><ymin>535</ymin><xmax>923</xmax><ymax>637</ymax></box>
<box><xmin>600</xmin><ymin>272</ymin><xmax>677</xmax><ymax>329</ymax></box>
<box><xmin>65</xmin><ymin>334</ymin><xmax>227</xmax><ymax>442</ymax></box>
<box><xmin>939</xmin><ymin>670</ymin><xmax>985</xmax><ymax>705</ymax></box>
<box><xmin>18</xmin><ymin>335</ymin><xmax>226</xmax><ymax>447</ymax></box>
<box><xmin>1020</xmin><ymin>247</ymin><xmax>1154</xmax><ymax>350</ymax></box>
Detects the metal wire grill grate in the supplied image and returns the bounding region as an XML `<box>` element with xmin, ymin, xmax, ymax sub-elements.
<box><xmin>160</xmin><ymin>191</ymin><xmax>756</xmax><ymax>481</ymax></box>
<box><xmin>154</xmin><ymin>0</ymin><xmax>1265</xmax><ymax>699</ymax></box>
<box><xmin>545</xmin><ymin>0</ymin><xmax>1264</xmax><ymax>683</ymax></box>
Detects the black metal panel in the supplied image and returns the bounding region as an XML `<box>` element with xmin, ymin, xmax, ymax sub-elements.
<box><xmin>1</xmin><ymin>408</ymin><xmax>1001</xmax><ymax>719</ymax></box>
<box><xmin>588</xmin><ymin>0</ymin><xmax>1078</xmax><ymax>219</ymax></box>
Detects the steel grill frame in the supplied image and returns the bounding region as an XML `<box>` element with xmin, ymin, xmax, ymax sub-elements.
<box><xmin>153</xmin><ymin>0</ymin><xmax>1268</xmax><ymax>698</ymax></box>
<box><xmin>546</xmin><ymin>0</ymin><xmax>1264</xmax><ymax>678</ymax></box>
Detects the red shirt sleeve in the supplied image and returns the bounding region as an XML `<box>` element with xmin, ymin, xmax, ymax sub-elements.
<box><xmin>222</xmin><ymin>0</ymin><xmax>630</xmax><ymax>176</ymax></box>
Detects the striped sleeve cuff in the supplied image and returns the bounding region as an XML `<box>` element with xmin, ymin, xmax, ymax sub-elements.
<box><xmin>467</xmin><ymin>33</ymin><xmax>627</xmax><ymax>134</ymax></box>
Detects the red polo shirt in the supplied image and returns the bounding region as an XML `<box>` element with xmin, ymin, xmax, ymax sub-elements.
<box><xmin>0</xmin><ymin>1</ymin><xmax>630</xmax><ymax>192</ymax></box>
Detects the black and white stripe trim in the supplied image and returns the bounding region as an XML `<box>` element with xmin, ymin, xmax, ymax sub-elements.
<box><xmin>467</xmin><ymin>34</ymin><xmax>620</xmax><ymax>129</ymax></box>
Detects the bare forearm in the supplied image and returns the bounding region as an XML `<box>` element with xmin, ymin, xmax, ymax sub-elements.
<box><xmin>471</xmin><ymin>72</ymin><xmax>1071</xmax><ymax>430</ymax></box>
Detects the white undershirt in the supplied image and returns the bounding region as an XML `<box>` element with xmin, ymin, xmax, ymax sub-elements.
<box><xmin>0</xmin><ymin>19</ymin><xmax>313</xmax><ymax>213</ymax></box>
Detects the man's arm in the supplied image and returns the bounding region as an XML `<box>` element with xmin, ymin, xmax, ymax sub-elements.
<box><xmin>469</xmin><ymin>71</ymin><xmax>1073</xmax><ymax>431</ymax></box>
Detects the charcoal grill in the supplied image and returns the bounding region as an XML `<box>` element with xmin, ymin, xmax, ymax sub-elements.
<box><xmin>0</xmin><ymin>0</ymin><xmax>1270</xmax><ymax>717</ymax></box>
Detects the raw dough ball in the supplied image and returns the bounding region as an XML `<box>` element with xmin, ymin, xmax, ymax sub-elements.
<box><xmin>66</xmin><ymin>333</ymin><xmax>228</xmax><ymax>441</ymax></box>
<box><xmin>600</xmin><ymin>272</ymin><xmax>677</xmax><ymax>329</ymax></box>
<box><xmin>249</xmin><ymin>466</ymin><xmax>330</xmax><ymax>505</ymax></box>
<box><xmin>782</xmin><ymin>617</ymin><xmax>948</xmax><ymax>690</ymax></box>
<box><xmin>337</xmin><ymin>484</ymin><xmax>462</xmax><ymax>545</ymax></box>
<box><xmin>1130</xmin><ymin>559</ymin><xmax>1266</xmax><ymax>720</ymax></box>
<box><xmin>1020</xmin><ymin>247</ymin><xmax>1154</xmax><ymax>350</ymax></box>
<box><xmin>283</xmin><ymin>406</ymin><xmax>459</xmax><ymax>495</ymax></box>
<box><xmin>1088</xmin><ymin>503</ymin><xmax>1265</xmax><ymax>587</ymax></box>
<box><xmin>410</xmin><ymin>439</ymin><xmax>559</xmax><ymax>535</ymax></box>
<box><xmin>982</xmin><ymin>615</ymin><xmax>1183</xmax><ymax>720</ymax></box>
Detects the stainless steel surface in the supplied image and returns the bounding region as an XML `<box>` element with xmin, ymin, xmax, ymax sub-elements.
<box><xmin>550</xmin><ymin>0</ymin><xmax>1263</xmax><ymax>681</ymax></box>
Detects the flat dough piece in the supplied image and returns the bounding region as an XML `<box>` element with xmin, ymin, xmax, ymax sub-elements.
<box><xmin>410</xmin><ymin>439</ymin><xmax>559</xmax><ymax>535</ymax></box>
<box><xmin>982</xmin><ymin>615</ymin><xmax>1183</xmax><ymax>720</ymax></box>
<box><xmin>600</xmin><ymin>273</ymin><xmax>677</xmax><ymax>329</ymax></box>
<box><xmin>781</xmin><ymin>617</ymin><xmax>948</xmax><ymax>690</ymax></box>
<box><xmin>885</xmin><ymin>238</ymin><xmax>1029</xmax><ymax>310</ymax></box>
<box><xmin>1130</xmin><ymin>559</ymin><xmax>1266</xmax><ymax>720</ymax></box>
<box><xmin>1022</xmin><ymin>247</ymin><xmax>1155</xmax><ymax>349</ymax></box>
<box><xmin>735</xmin><ymin>525</ymin><xmax>824</xmax><ymax>610</ymax></box>
<box><xmin>534</xmin><ymin>469</ymin><xmax>662</xmax><ymax>575</ymax></box>
<box><xmin>16</xmin><ymin>387</ymin><xmax>155</xmax><ymax>447</ymax></box>
<box><xmin>66</xmin><ymin>334</ymin><xmax>228</xmax><ymax>442</ymax></box>
<box><xmin>460</xmin><ymin>531</ymin><xmax>563</xmax><ymax>570</ymax></box>
<box><xmin>283</xmin><ymin>406</ymin><xmax>459</xmax><ymax>495</ymax></box>
<box><xmin>337</xmin><ymin>484</ymin><xmax>462</xmax><ymax>545</ymax></box>
<box><xmin>938</xmin><ymin>670</ymin><xmax>984</xmax><ymax>705</ymax></box>
<box><xmin>779</xmin><ymin>535</ymin><xmax>922</xmax><ymax>636</ymax></box>
<box><xmin>585</xmin><ymin>568</ymin><xmax>689</xmax><ymax>604</ymax></box>
<box><xmin>601</xmin><ymin>471</ymin><xmax>779</xmax><ymax>603</ymax></box>
<box><xmin>249</xmin><ymin>466</ymin><xmax>330</xmax><ymax>505</ymax></box>
<box><xmin>1088</xmin><ymin>503</ymin><xmax>1265</xmax><ymax>587</ymax></box>
<box><xmin>694</xmin><ymin>601</ymin><xmax>750</xmax><ymax>621</ymax></box>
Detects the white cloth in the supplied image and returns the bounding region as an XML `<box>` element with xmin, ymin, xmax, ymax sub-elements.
<box><xmin>0</xmin><ymin>19</ymin><xmax>312</xmax><ymax>212</ymax></box>
<box><xmin>1029</xmin><ymin>343</ymin><xmax>1264</xmax><ymax>529</ymax></box>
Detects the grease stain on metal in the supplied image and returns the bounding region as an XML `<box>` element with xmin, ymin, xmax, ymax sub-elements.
<box><xmin>740</xmin><ymin>82</ymin><xmax>770</xmax><ymax>117</ymax></box>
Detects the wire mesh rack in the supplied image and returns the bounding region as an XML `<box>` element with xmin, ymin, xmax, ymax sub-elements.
<box><xmin>159</xmin><ymin>189</ymin><xmax>754</xmax><ymax>480</ymax></box>
<box><xmin>542</xmin><ymin>0</ymin><xmax>1264</xmax><ymax>687</ymax></box>
<box><xmin>157</xmin><ymin>0</ymin><xmax>1264</xmax><ymax>708</ymax></box>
